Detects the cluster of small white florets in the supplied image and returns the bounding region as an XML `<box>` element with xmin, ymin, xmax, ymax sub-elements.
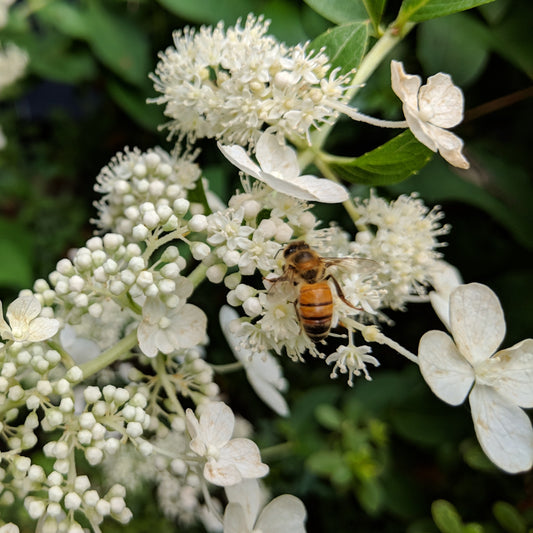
<box><xmin>92</xmin><ymin>146</ymin><xmax>202</xmax><ymax>239</ymax></box>
<box><xmin>352</xmin><ymin>192</ymin><xmax>449</xmax><ymax>310</ymax></box>
<box><xmin>150</xmin><ymin>13</ymin><xmax>350</xmax><ymax>146</ymax></box>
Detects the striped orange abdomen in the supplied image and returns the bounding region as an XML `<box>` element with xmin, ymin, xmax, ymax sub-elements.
<box><xmin>298</xmin><ymin>281</ymin><xmax>333</xmax><ymax>342</ymax></box>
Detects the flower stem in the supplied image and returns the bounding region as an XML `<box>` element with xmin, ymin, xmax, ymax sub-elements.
<box><xmin>78</xmin><ymin>330</ymin><xmax>138</xmax><ymax>381</ymax></box>
<box><xmin>155</xmin><ymin>354</ymin><xmax>185</xmax><ymax>417</ymax></box>
<box><xmin>188</xmin><ymin>262</ymin><xmax>208</xmax><ymax>289</ymax></box>
<box><xmin>210</xmin><ymin>361</ymin><xmax>244</xmax><ymax>373</ymax></box>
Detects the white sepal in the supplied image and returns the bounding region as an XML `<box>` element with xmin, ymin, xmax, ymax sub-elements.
<box><xmin>449</xmin><ymin>283</ymin><xmax>505</xmax><ymax>366</ymax></box>
<box><xmin>469</xmin><ymin>384</ymin><xmax>533</xmax><ymax>473</ymax></box>
<box><xmin>418</xmin><ymin>330</ymin><xmax>474</xmax><ymax>406</ymax></box>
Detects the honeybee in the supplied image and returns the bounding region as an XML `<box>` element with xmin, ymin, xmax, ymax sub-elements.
<box><xmin>270</xmin><ymin>241</ymin><xmax>377</xmax><ymax>342</ymax></box>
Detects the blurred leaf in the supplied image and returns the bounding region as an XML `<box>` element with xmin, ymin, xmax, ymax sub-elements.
<box><xmin>107</xmin><ymin>81</ymin><xmax>162</xmax><ymax>131</ymax></box>
<box><xmin>356</xmin><ymin>478</ymin><xmax>384</xmax><ymax>515</ymax></box>
<box><xmin>307</xmin><ymin>449</ymin><xmax>347</xmax><ymax>476</ymax></box>
<box><xmin>362</xmin><ymin>0</ymin><xmax>386</xmax><ymax>32</ymax></box>
<box><xmin>326</xmin><ymin>130</ymin><xmax>433</xmax><ymax>185</ymax></box>
<box><xmin>315</xmin><ymin>404</ymin><xmax>343</xmax><ymax>430</ymax></box>
<box><xmin>460</xmin><ymin>439</ymin><xmax>496</xmax><ymax>472</ymax></box>
<box><xmin>84</xmin><ymin>1</ymin><xmax>150</xmax><ymax>86</ymax></box>
<box><xmin>417</xmin><ymin>13</ymin><xmax>490</xmax><ymax>87</ymax></box>
<box><xmin>387</xmin><ymin>154</ymin><xmax>533</xmax><ymax>249</ymax></box>
<box><xmin>156</xmin><ymin>0</ymin><xmax>258</xmax><ymax>24</ymax></box>
<box><xmin>432</xmin><ymin>500</ymin><xmax>463</xmax><ymax>533</ymax></box>
<box><xmin>263</xmin><ymin>0</ymin><xmax>308</xmax><ymax>45</ymax></box>
<box><xmin>486</xmin><ymin>2</ymin><xmax>533</xmax><ymax>78</ymax></box>
<box><xmin>302</xmin><ymin>0</ymin><xmax>368</xmax><ymax>24</ymax></box>
<box><xmin>0</xmin><ymin>221</ymin><xmax>33</xmax><ymax>289</ymax></box>
<box><xmin>397</xmin><ymin>0</ymin><xmax>495</xmax><ymax>24</ymax></box>
<box><xmin>492</xmin><ymin>501</ymin><xmax>526</xmax><ymax>533</ymax></box>
<box><xmin>309</xmin><ymin>21</ymin><xmax>370</xmax><ymax>74</ymax></box>
<box><xmin>37</xmin><ymin>2</ymin><xmax>88</xmax><ymax>39</ymax></box>
<box><xmin>478</xmin><ymin>0</ymin><xmax>512</xmax><ymax>24</ymax></box>
<box><xmin>463</xmin><ymin>524</ymin><xmax>484</xmax><ymax>533</ymax></box>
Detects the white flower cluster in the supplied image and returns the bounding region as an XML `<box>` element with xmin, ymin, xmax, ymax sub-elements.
<box><xmin>151</xmin><ymin>14</ymin><xmax>350</xmax><ymax>146</ymax></box>
<box><xmin>93</xmin><ymin>146</ymin><xmax>202</xmax><ymax>239</ymax></box>
<box><xmin>352</xmin><ymin>192</ymin><xmax>449</xmax><ymax>310</ymax></box>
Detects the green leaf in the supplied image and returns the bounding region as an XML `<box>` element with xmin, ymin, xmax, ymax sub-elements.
<box><xmin>356</xmin><ymin>478</ymin><xmax>384</xmax><ymax>515</ymax></box>
<box><xmin>0</xmin><ymin>222</ymin><xmax>33</xmax><ymax>289</ymax></box>
<box><xmin>107</xmin><ymin>81</ymin><xmax>163</xmax><ymax>131</ymax></box>
<box><xmin>188</xmin><ymin>176</ymin><xmax>212</xmax><ymax>215</ymax></box>
<box><xmin>417</xmin><ymin>13</ymin><xmax>490</xmax><ymax>87</ymax></box>
<box><xmin>303</xmin><ymin>0</ymin><xmax>368</xmax><ymax>24</ymax></box>
<box><xmin>492</xmin><ymin>502</ymin><xmax>526</xmax><ymax>533</ymax></box>
<box><xmin>362</xmin><ymin>0</ymin><xmax>386</xmax><ymax>31</ymax></box>
<box><xmin>397</xmin><ymin>0</ymin><xmax>495</xmax><ymax>24</ymax></box>
<box><xmin>307</xmin><ymin>449</ymin><xmax>347</xmax><ymax>475</ymax></box>
<box><xmin>309</xmin><ymin>21</ymin><xmax>370</xmax><ymax>74</ymax></box>
<box><xmin>36</xmin><ymin>2</ymin><xmax>88</xmax><ymax>39</ymax></box>
<box><xmin>431</xmin><ymin>500</ymin><xmax>463</xmax><ymax>533</ymax></box>
<box><xmin>315</xmin><ymin>404</ymin><xmax>343</xmax><ymax>430</ymax></box>
<box><xmin>263</xmin><ymin>0</ymin><xmax>308</xmax><ymax>45</ymax></box>
<box><xmin>84</xmin><ymin>2</ymin><xmax>150</xmax><ymax>86</ymax></box>
<box><xmin>326</xmin><ymin>130</ymin><xmax>433</xmax><ymax>186</ymax></box>
<box><xmin>156</xmin><ymin>0</ymin><xmax>257</xmax><ymax>25</ymax></box>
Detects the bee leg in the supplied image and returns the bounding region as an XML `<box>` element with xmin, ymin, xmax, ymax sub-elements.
<box><xmin>327</xmin><ymin>275</ymin><xmax>362</xmax><ymax>311</ymax></box>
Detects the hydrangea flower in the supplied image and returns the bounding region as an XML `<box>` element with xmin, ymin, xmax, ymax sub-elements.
<box><xmin>219</xmin><ymin>306</ymin><xmax>289</xmax><ymax>417</ymax></box>
<box><xmin>418</xmin><ymin>283</ymin><xmax>533</xmax><ymax>473</ymax></box>
<box><xmin>150</xmin><ymin>14</ymin><xmax>349</xmax><ymax>146</ymax></box>
<box><xmin>137</xmin><ymin>296</ymin><xmax>207</xmax><ymax>358</ymax></box>
<box><xmin>219</xmin><ymin>131</ymin><xmax>348</xmax><ymax>203</ymax></box>
<box><xmin>0</xmin><ymin>294</ymin><xmax>59</xmax><ymax>342</ymax></box>
<box><xmin>185</xmin><ymin>401</ymin><xmax>269</xmax><ymax>486</ymax></box>
<box><xmin>224</xmin><ymin>479</ymin><xmax>307</xmax><ymax>533</ymax></box>
<box><xmin>391</xmin><ymin>60</ymin><xmax>470</xmax><ymax>169</ymax></box>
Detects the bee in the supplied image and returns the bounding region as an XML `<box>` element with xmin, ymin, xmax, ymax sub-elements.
<box><xmin>270</xmin><ymin>241</ymin><xmax>377</xmax><ymax>343</ymax></box>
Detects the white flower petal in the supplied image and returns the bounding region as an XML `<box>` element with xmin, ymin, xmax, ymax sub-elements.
<box><xmin>204</xmin><ymin>459</ymin><xmax>242</xmax><ymax>487</ymax></box>
<box><xmin>7</xmin><ymin>294</ymin><xmax>41</xmax><ymax>324</ymax></box>
<box><xmin>390</xmin><ymin>60</ymin><xmax>421</xmax><ymax>112</ymax></box>
<box><xmin>419</xmin><ymin>72</ymin><xmax>464</xmax><ymax>128</ymax></box>
<box><xmin>219</xmin><ymin>438</ymin><xmax>269</xmax><ymax>479</ymax></box>
<box><xmin>0</xmin><ymin>300</ymin><xmax>12</xmax><ymax>339</ymax></box>
<box><xmin>225</xmin><ymin>479</ymin><xmax>261</xmax><ymax>530</ymax></box>
<box><xmin>469</xmin><ymin>384</ymin><xmax>533</xmax><ymax>473</ymax></box>
<box><xmin>167</xmin><ymin>303</ymin><xmax>207</xmax><ymax>349</ymax></box>
<box><xmin>223</xmin><ymin>502</ymin><xmax>251</xmax><ymax>533</ymax></box>
<box><xmin>418</xmin><ymin>330</ymin><xmax>474</xmax><ymax>405</ymax></box>
<box><xmin>425</xmin><ymin>123</ymin><xmax>470</xmax><ymax>169</ymax></box>
<box><xmin>490</xmin><ymin>339</ymin><xmax>533</xmax><ymax>408</ymax></box>
<box><xmin>255</xmin><ymin>131</ymin><xmax>299</xmax><ymax>178</ymax></box>
<box><xmin>25</xmin><ymin>316</ymin><xmax>60</xmax><ymax>342</ymax></box>
<box><xmin>255</xmin><ymin>495</ymin><xmax>307</xmax><ymax>533</ymax></box>
<box><xmin>199</xmin><ymin>402</ymin><xmax>235</xmax><ymax>449</ymax></box>
<box><xmin>218</xmin><ymin>143</ymin><xmax>263</xmax><ymax>179</ymax></box>
<box><xmin>137</xmin><ymin>321</ymin><xmax>159</xmax><ymax>357</ymax></box>
<box><xmin>449</xmin><ymin>283</ymin><xmax>506</xmax><ymax>366</ymax></box>
<box><xmin>247</xmin><ymin>370</ymin><xmax>289</xmax><ymax>417</ymax></box>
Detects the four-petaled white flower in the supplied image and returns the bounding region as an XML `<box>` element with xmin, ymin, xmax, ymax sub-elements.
<box><xmin>186</xmin><ymin>401</ymin><xmax>269</xmax><ymax>486</ymax></box>
<box><xmin>138</xmin><ymin>297</ymin><xmax>207</xmax><ymax>358</ymax></box>
<box><xmin>391</xmin><ymin>60</ymin><xmax>470</xmax><ymax>169</ymax></box>
<box><xmin>224</xmin><ymin>478</ymin><xmax>307</xmax><ymax>533</ymax></box>
<box><xmin>418</xmin><ymin>283</ymin><xmax>533</xmax><ymax>473</ymax></box>
<box><xmin>218</xmin><ymin>131</ymin><xmax>349</xmax><ymax>204</ymax></box>
<box><xmin>220</xmin><ymin>306</ymin><xmax>289</xmax><ymax>417</ymax></box>
<box><xmin>0</xmin><ymin>294</ymin><xmax>59</xmax><ymax>342</ymax></box>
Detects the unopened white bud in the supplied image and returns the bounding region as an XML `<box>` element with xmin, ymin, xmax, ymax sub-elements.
<box><xmin>132</xmin><ymin>224</ymin><xmax>150</xmax><ymax>241</ymax></box>
<box><xmin>126</xmin><ymin>422</ymin><xmax>143</xmax><ymax>438</ymax></box>
<box><xmin>79</xmin><ymin>412</ymin><xmax>96</xmax><ymax>429</ymax></box>
<box><xmin>55</xmin><ymin>378</ymin><xmax>70</xmax><ymax>395</ymax></box>
<box><xmin>191</xmin><ymin>242</ymin><xmax>211</xmax><ymax>260</ymax></box>
<box><xmin>188</xmin><ymin>214</ymin><xmax>208</xmax><ymax>232</ymax></box>
<box><xmin>84</xmin><ymin>490</ymin><xmax>100</xmax><ymax>507</ymax></box>
<box><xmin>85</xmin><ymin>446</ymin><xmax>104</xmax><ymax>466</ymax></box>
<box><xmin>7</xmin><ymin>385</ymin><xmax>24</xmax><ymax>402</ymax></box>
<box><xmin>65</xmin><ymin>366</ymin><xmax>83</xmax><ymax>383</ymax></box>
<box><xmin>27</xmin><ymin>499</ymin><xmax>46</xmax><ymax>519</ymax></box>
<box><xmin>135</xmin><ymin>271</ymin><xmax>153</xmax><ymax>288</ymax></box>
<box><xmin>64</xmin><ymin>492</ymin><xmax>82</xmax><ymax>510</ymax></box>
<box><xmin>206</xmin><ymin>263</ymin><xmax>227</xmax><ymax>284</ymax></box>
<box><xmin>173</xmin><ymin>198</ymin><xmax>190</xmax><ymax>216</ymax></box>
<box><xmin>243</xmin><ymin>297</ymin><xmax>262</xmax><ymax>317</ymax></box>
<box><xmin>36</xmin><ymin>380</ymin><xmax>53</xmax><ymax>395</ymax></box>
<box><xmin>104</xmin><ymin>438</ymin><xmax>120</xmax><ymax>455</ymax></box>
<box><xmin>84</xmin><ymin>386</ymin><xmax>102</xmax><ymax>403</ymax></box>
<box><xmin>96</xmin><ymin>498</ymin><xmax>111</xmax><ymax>516</ymax></box>
<box><xmin>74</xmin><ymin>475</ymin><xmax>91</xmax><ymax>493</ymax></box>
<box><xmin>48</xmin><ymin>485</ymin><xmax>63</xmax><ymax>502</ymax></box>
<box><xmin>48</xmin><ymin>471</ymin><xmax>63</xmax><ymax>484</ymax></box>
<box><xmin>109</xmin><ymin>280</ymin><xmax>127</xmax><ymax>295</ymax></box>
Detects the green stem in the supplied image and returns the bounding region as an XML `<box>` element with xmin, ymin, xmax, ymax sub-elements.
<box><xmin>155</xmin><ymin>354</ymin><xmax>185</xmax><ymax>417</ymax></box>
<box><xmin>210</xmin><ymin>361</ymin><xmax>244</xmax><ymax>373</ymax></box>
<box><xmin>78</xmin><ymin>330</ymin><xmax>138</xmax><ymax>381</ymax></box>
<box><xmin>187</xmin><ymin>263</ymin><xmax>208</xmax><ymax>289</ymax></box>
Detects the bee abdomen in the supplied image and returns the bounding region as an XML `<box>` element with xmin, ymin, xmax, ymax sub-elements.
<box><xmin>298</xmin><ymin>282</ymin><xmax>333</xmax><ymax>342</ymax></box>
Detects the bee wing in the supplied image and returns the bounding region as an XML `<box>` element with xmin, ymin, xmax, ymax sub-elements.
<box><xmin>323</xmin><ymin>257</ymin><xmax>379</xmax><ymax>276</ymax></box>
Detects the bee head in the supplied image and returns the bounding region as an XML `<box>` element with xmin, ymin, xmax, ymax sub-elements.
<box><xmin>283</xmin><ymin>240</ymin><xmax>310</xmax><ymax>258</ymax></box>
